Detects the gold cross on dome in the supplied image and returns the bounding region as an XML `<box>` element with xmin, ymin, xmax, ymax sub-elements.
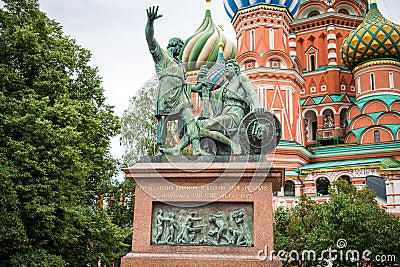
<box><xmin>206</xmin><ymin>0</ymin><xmax>212</xmax><ymax>10</ymax></box>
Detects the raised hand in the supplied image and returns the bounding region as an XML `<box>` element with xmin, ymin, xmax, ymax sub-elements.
<box><xmin>146</xmin><ymin>6</ymin><xmax>163</xmax><ymax>22</ymax></box>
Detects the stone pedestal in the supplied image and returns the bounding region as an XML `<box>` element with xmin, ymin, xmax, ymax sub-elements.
<box><xmin>121</xmin><ymin>157</ymin><xmax>283</xmax><ymax>267</ymax></box>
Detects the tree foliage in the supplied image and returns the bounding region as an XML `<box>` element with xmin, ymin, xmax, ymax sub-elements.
<box><xmin>274</xmin><ymin>181</ymin><xmax>400</xmax><ymax>267</ymax></box>
<box><xmin>0</xmin><ymin>0</ymin><xmax>130</xmax><ymax>265</ymax></box>
<box><xmin>121</xmin><ymin>77</ymin><xmax>195</xmax><ymax>165</ymax></box>
<box><xmin>103</xmin><ymin>179</ymin><xmax>135</xmax><ymax>229</ymax></box>
<box><xmin>0</xmin><ymin>163</ymin><xmax>28</xmax><ymax>261</ymax></box>
<box><xmin>121</xmin><ymin>77</ymin><xmax>158</xmax><ymax>166</ymax></box>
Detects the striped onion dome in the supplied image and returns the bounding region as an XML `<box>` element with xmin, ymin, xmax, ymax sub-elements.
<box><xmin>223</xmin><ymin>0</ymin><xmax>301</xmax><ymax>20</ymax></box>
<box><xmin>180</xmin><ymin>2</ymin><xmax>236</xmax><ymax>72</ymax></box>
<box><xmin>206</xmin><ymin>42</ymin><xmax>227</xmax><ymax>91</ymax></box>
<box><xmin>341</xmin><ymin>0</ymin><xmax>400</xmax><ymax>70</ymax></box>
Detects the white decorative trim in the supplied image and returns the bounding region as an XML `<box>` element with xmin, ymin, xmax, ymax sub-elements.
<box><xmin>289</xmin><ymin>42</ymin><xmax>297</xmax><ymax>48</ymax></box>
<box><xmin>242</xmin><ymin>68</ymin><xmax>306</xmax><ymax>84</ymax></box>
<box><xmin>303</xmin><ymin>187</ymin><xmax>316</xmax><ymax>194</ymax></box>
<box><xmin>327</xmin><ymin>25</ymin><xmax>335</xmax><ymax>31</ymax></box>
<box><xmin>319</xmin><ymin>106</ymin><xmax>337</xmax><ymax>115</ymax></box>
<box><xmin>290</xmin><ymin>51</ymin><xmax>297</xmax><ymax>57</ymax></box>
<box><xmin>328</xmin><ymin>52</ymin><xmax>337</xmax><ymax>59</ymax></box>
<box><xmin>302</xmin><ymin>108</ymin><xmax>319</xmax><ymax>118</ymax></box>
<box><xmin>327</xmin><ymin>43</ymin><xmax>336</xmax><ymax>50</ymax></box>
<box><xmin>338</xmin><ymin>105</ymin><xmax>351</xmax><ymax>114</ymax></box>
<box><xmin>250</xmin><ymin>29</ymin><xmax>255</xmax><ymax>51</ymax></box>
<box><xmin>281</xmin><ymin>86</ymin><xmax>295</xmax><ymax>91</ymax></box>
<box><xmin>350</xmin><ymin>168</ymin><xmax>379</xmax><ymax>178</ymax></box>
<box><xmin>389</xmin><ymin>72</ymin><xmax>394</xmax><ymax>89</ymax></box>
<box><xmin>328</xmin><ymin>62</ymin><xmax>338</xmax><ymax>66</ymax></box>
<box><xmin>327</xmin><ymin>33</ymin><xmax>336</xmax><ymax>40</ymax></box>
<box><xmin>269</xmin><ymin>28</ymin><xmax>274</xmax><ymax>50</ymax></box>
<box><xmin>288</xmin><ymin>34</ymin><xmax>296</xmax><ymax>40</ymax></box>
<box><xmin>360</xmin><ymin>126</ymin><xmax>394</xmax><ymax>144</ymax></box>
<box><xmin>314</xmin><ymin>174</ymin><xmax>333</xmax><ymax>182</ymax></box>
<box><xmin>289</xmin><ymin>90</ymin><xmax>293</xmax><ymax>124</ymax></box>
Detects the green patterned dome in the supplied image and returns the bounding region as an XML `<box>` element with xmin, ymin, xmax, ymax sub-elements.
<box><xmin>180</xmin><ymin>7</ymin><xmax>236</xmax><ymax>72</ymax></box>
<box><xmin>341</xmin><ymin>1</ymin><xmax>400</xmax><ymax>70</ymax></box>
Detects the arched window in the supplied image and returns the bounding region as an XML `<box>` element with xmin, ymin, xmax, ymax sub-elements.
<box><xmin>304</xmin><ymin>110</ymin><xmax>317</xmax><ymax>141</ymax></box>
<box><xmin>244</xmin><ymin>59</ymin><xmax>256</xmax><ymax>70</ymax></box>
<box><xmin>338</xmin><ymin>9</ymin><xmax>350</xmax><ymax>15</ymax></box>
<box><xmin>284</xmin><ymin>180</ymin><xmax>295</xmax><ymax>196</ymax></box>
<box><xmin>310</xmin><ymin>54</ymin><xmax>316</xmax><ymax>71</ymax></box>
<box><xmin>370</xmin><ymin>73</ymin><xmax>375</xmax><ymax>90</ymax></box>
<box><xmin>250</xmin><ymin>29</ymin><xmax>255</xmax><ymax>51</ymax></box>
<box><xmin>338</xmin><ymin>175</ymin><xmax>352</xmax><ymax>184</ymax></box>
<box><xmin>340</xmin><ymin>108</ymin><xmax>348</xmax><ymax>134</ymax></box>
<box><xmin>308</xmin><ymin>10</ymin><xmax>320</xmax><ymax>17</ymax></box>
<box><xmin>316</xmin><ymin>177</ymin><xmax>330</xmax><ymax>196</ymax></box>
<box><xmin>374</xmin><ymin>130</ymin><xmax>380</xmax><ymax>143</ymax></box>
<box><xmin>389</xmin><ymin>72</ymin><xmax>394</xmax><ymax>89</ymax></box>
<box><xmin>322</xmin><ymin>109</ymin><xmax>334</xmax><ymax>129</ymax></box>
<box><xmin>312</xmin><ymin>121</ymin><xmax>317</xmax><ymax>140</ymax></box>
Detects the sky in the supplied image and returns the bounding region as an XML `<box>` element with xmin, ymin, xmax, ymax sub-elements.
<box><xmin>36</xmin><ymin>0</ymin><xmax>399</xmax><ymax>161</ymax></box>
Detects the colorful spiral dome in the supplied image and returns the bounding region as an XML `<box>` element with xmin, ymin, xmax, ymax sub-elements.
<box><xmin>223</xmin><ymin>0</ymin><xmax>301</xmax><ymax>19</ymax></box>
<box><xmin>341</xmin><ymin>1</ymin><xmax>400</xmax><ymax>70</ymax></box>
<box><xmin>206</xmin><ymin>42</ymin><xmax>228</xmax><ymax>91</ymax></box>
<box><xmin>180</xmin><ymin>6</ymin><xmax>236</xmax><ymax>72</ymax></box>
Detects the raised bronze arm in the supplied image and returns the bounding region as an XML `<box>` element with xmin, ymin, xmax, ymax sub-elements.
<box><xmin>145</xmin><ymin>6</ymin><xmax>163</xmax><ymax>51</ymax></box>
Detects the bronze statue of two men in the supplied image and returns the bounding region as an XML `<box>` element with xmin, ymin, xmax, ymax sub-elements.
<box><xmin>145</xmin><ymin>6</ymin><xmax>281</xmax><ymax>156</ymax></box>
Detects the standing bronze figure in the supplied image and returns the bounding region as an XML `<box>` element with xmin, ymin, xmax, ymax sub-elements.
<box><xmin>145</xmin><ymin>6</ymin><xmax>202</xmax><ymax>155</ymax></box>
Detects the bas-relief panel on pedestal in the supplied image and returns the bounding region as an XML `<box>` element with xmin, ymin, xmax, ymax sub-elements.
<box><xmin>151</xmin><ymin>202</ymin><xmax>254</xmax><ymax>247</ymax></box>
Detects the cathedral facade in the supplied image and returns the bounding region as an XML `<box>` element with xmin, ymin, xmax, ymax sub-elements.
<box><xmin>181</xmin><ymin>0</ymin><xmax>400</xmax><ymax>215</ymax></box>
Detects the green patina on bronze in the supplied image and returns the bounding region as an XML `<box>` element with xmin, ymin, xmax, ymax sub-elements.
<box><xmin>151</xmin><ymin>202</ymin><xmax>254</xmax><ymax>247</ymax></box>
<box><xmin>145</xmin><ymin>6</ymin><xmax>202</xmax><ymax>156</ymax></box>
<box><xmin>162</xmin><ymin>59</ymin><xmax>281</xmax><ymax>156</ymax></box>
<box><xmin>145</xmin><ymin>6</ymin><xmax>281</xmax><ymax>156</ymax></box>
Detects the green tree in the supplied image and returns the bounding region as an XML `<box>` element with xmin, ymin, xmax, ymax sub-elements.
<box><xmin>0</xmin><ymin>0</ymin><xmax>130</xmax><ymax>265</ymax></box>
<box><xmin>274</xmin><ymin>181</ymin><xmax>400</xmax><ymax>267</ymax></box>
<box><xmin>121</xmin><ymin>77</ymin><xmax>194</xmax><ymax>166</ymax></box>
<box><xmin>121</xmin><ymin>77</ymin><xmax>158</xmax><ymax>166</ymax></box>
<box><xmin>103</xmin><ymin>179</ymin><xmax>135</xmax><ymax>229</ymax></box>
<box><xmin>100</xmin><ymin>178</ymin><xmax>135</xmax><ymax>255</ymax></box>
<box><xmin>0</xmin><ymin>162</ymin><xmax>28</xmax><ymax>262</ymax></box>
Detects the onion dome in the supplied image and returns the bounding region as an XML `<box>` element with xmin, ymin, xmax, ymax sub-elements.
<box><xmin>181</xmin><ymin>0</ymin><xmax>236</xmax><ymax>72</ymax></box>
<box><xmin>341</xmin><ymin>0</ymin><xmax>400</xmax><ymax>70</ymax></box>
<box><xmin>223</xmin><ymin>0</ymin><xmax>301</xmax><ymax>19</ymax></box>
<box><xmin>206</xmin><ymin>42</ymin><xmax>228</xmax><ymax>91</ymax></box>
